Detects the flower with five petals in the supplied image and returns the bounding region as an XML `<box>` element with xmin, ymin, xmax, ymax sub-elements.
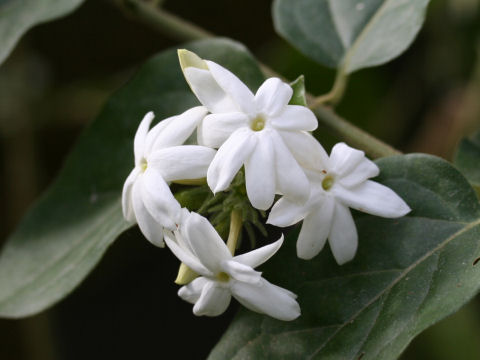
<box><xmin>164</xmin><ymin>210</ymin><xmax>300</xmax><ymax>321</ymax></box>
<box><xmin>179</xmin><ymin>50</ymin><xmax>318</xmax><ymax>210</ymax></box>
<box><xmin>268</xmin><ymin>142</ymin><xmax>411</xmax><ymax>265</ymax></box>
<box><xmin>122</xmin><ymin>107</ymin><xmax>216</xmax><ymax>247</ymax></box>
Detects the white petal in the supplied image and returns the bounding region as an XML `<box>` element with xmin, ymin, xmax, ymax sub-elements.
<box><xmin>149</xmin><ymin>145</ymin><xmax>216</xmax><ymax>182</ymax></box>
<box><xmin>184</xmin><ymin>67</ymin><xmax>239</xmax><ymax>113</ymax></box>
<box><xmin>254</xmin><ymin>78</ymin><xmax>292</xmax><ymax>117</ymax></box>
<box><xmin>146</xmin><ymin>106</ymin><xmax>207</xmax><ymax>150</ymax></box>
<box><xmin>122</xmin><ymin>167</ymin><xmax>140</xmax><ymax>222</ymax></box>
<box><xmin>271</xmin><ymin>131</ymin><xmax>310</xmax><ymax>203</ymax></box>
<box><xmin>184</xmin><ymin>212</ymin><xmax>232</xmax><ymax>273</ymax></box>
<box><xmin>338</xmin><ymin>158</ymin><xmax>379</xmax><ymax>188</ymax></box>
<box><xmin>244</xmin><ymin>131</ymin><xmax>276</xmax><ymax>210</ymax></box>
<box><xmin>271</xmin><ymin>105</ymin><xmax>318</xmax><ymax>131</ymax></box>
<box><xmin>131</xmin><ymin>179</ymin><xmax>165</xmax><ymax>247</ymax></box>
<box><xmin>193</xmin><ymin>281</ymin><xmax>232</xmax><ymax>317</ymax></box>
<box><xmin>200</xmin><ymin>112</ymin><xmax>248</xmax><ymax>148</ymax></box>
<box><xmin>267</xmin><ymin>197</ymin><xmax>308</xmax><ymax>227</ymax></box>
<box><xmin>233</xmin><ymin>236</ymin><xmax>283</xmax><ymax>268</ymax></box>
<box><xmin>333</xmin><ymin>180</ymin><xmax>411</xmax><ymax>218</ymax></box>
<box><xmin>278</xmin><ymin>130</ymin><xmax>329</xmax><ymax>171</ymax></box>
<box><xmin>134</xmin><ymin>111</ymin><xmax>155</xmax><ymax>165</ymax></box>
<box><xmin>329</xmin><ymin>142</ymin><xmax>365</xmax><ymax>176</ymax></box>
<box><xmin>329</xmin><ymin>202</ymin><xmax>358</xmax><ymax>265</ymax></box>
<box><xmin>206</xmin><ymin>60</ymin><xmax>256</xmax><ymax>116</ymax></box>
<box><xmin>231</xmin><ymin>278</ymin><xmax>300</xmax><ymax>321</ymax></box>
<box><xmin>164</xmin><ymin>231</ymin><xmax>211</xmax><ymax>276</ymax></box>
<box><xmin>178</xmin><ymin>277</ymin><xmax>209</xmax><ymax>304</ymax></box>
<box><xmin>207</xmin><ymin>127</ymin><xmax>256</xmax><ymax>193</ymax></box>
<box><xmin>222</xmin><ymin>260</ymin><xmax>262</xmax><ymax>284</ymax></box>
<box><xmin>141</xmin><ymin>168</ymin><xmax>180</xmax><ymax>229</ymax></box>
<box><xmin>296</xmin><ymin>197</ymin><xmax>335</xmax><ymax>260</ymax></box>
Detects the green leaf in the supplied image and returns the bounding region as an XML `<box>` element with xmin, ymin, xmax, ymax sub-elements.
<box><xmin>209</xmin><ymin>154</ymin><xmax>480</xmax><ymax>360</ymax></box>
<box><xmin>454</xmin><ymin>130</ymin><xmax>480</xmax><ymax>191</ymax></box>
<box><xmin>273</xmin><ymin>0</ymin><xmax>431</xmax><ymax>74</ymax></box>
<box><xmin>0</xmin><ymin>38</ymin><xmax>264</xmax><ymax>318</ymax></box>
<box><xmin>289</xmin><ymin>75</ymin><xmax>307</xmax><ymax>107</ymax></box>
<box><xmin>0</xmin><ymin>0</ymin><xmax>86</xmax><ymax>66</ymax></box>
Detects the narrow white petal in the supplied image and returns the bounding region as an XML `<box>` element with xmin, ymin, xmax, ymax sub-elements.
<box><xmin>329</xmin><ymin>202</ymin><xmax>358</xmax><ymax>265</ymax></box>
<box><xmin>184</xmin><ymin>212</ymin><xmax>232</xmax><ymax>273</ymax></box>
<box><xmin>178</xmin><ymin>277</ymin><xmax>209</xmax><ymax>304</ymax></box>
<box><xmin>278</xmin><ymin>131</ymin><xmax>329</xmax><ymax>171</ymax></box>
<box><xmin>146</xmin><ymin>106</ymin><xmax>208</xmax><ymax>150</ymax></box>
<box><xmin>193</xmin><ymin>281</ymin><xmax>232</xmax><ymax>317</ymax></box>
<box><xmin>200</xmin><ymin>112</ymin><xmax>248</xmax><ymax>148</ymax></box>
<box><xmin>131</xmin><ymin>180</ymin><xmax>165</xmax><ymax>247</ymax></box>
<box><xmin>254</xmin><ymin>78</ymin><xmax>292</xmax><ymax>117</ymax></box>
<box><xmin>244</xmin><ymin>131</ymin><xmax>276</xmax><ymax>210</ymax></box>
<box><xmin>222</xmin><ymin>260</ymin><xmax>262</xmax><ymax>284</ymax></box>
<box><xmin>333</xmin><ymin>180</ymin><xmax>410</xmax><ymax>218</ymax></box>
<box><xmin>233</xmin><ymin>236</ymin><xmax>284</xmax><ymax>268</ymax></box>
<box><xmin>207</xmin><ymin>127</ymin><xmax>256</xmax><ymax>193</ymax></box>
<box><xmin>267</xmin><ymin>197</ymin><xmax>309</xmax><ymax>227</ymax></box>
<box><xmin>122</xmin><ymin>167</ymin><xmax>140</xmax><ymax>222</ymax></box>
<box><xmin>134</xmin><ymin>111</ymin><xmax>155</xmax><ymax>165</ymax></box>
<box><xmin>184</xmin><ymin>67</ymin><xmax>239</xmax><ymax>113</ymax></box>
<box><xmin>330</xmin><ymin>142</ymin><xmax>365</xmax><ymax>176</ymax></box>
<box><xmin>149</xmin><ymin>145</ymin><xmax>216</xmax><ymax>182</ymax></box>
<box><xmin>231</xmin><ymin>278</ymin><xmax>300</xmax><ymax>321</ymax></box>
<box><xmin>206</xmin><ymin>60</ymin><xmax>256</xmax><ymax>116</ymax></box>
<box><xmin>271</xmin><ymin>105</ymin><xmax>318</xmax><ymax>131</ymax></box>
<box><xmin>164</xmin><ymin>231</ymin><xmax>211</xmax><ymax>276</ymax></box>
<box><xmin>271</xmin><ymin>131</ymin><xmax>310</xmax><ymax>203</ymax></box>
<box><xmin>141</xmin><ymin>168</ymin><xmax>180</xmax><ymax>229</ymax></box>
<box><xmin>338</xmin><ymin>158</ymin><xmax>379</xmax><ymax>188</ymax></box>
<box><xmin>296</xmin><ymin>197</ymin><xmax>335</xmax><ymax>260</ymax></box>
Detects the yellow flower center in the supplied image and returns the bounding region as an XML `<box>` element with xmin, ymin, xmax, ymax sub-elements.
<box><xmin>250</xmin><ymin>115</ymin><xmax>266</xmax><ymax>131</ymax></box>
<box><xmin>140</xmin><ymin>158</ymin><xmax>148</xmax><ymax>173</ymax></box>
<box><xmin>322</xmin><ymin>174</ymin><xmax>335</xmax><ymax>191</ymax></box>
<box><xmin>216</xmin><ymin>272</ymin><xmax>230</xmax><ymax>282</ymax></box>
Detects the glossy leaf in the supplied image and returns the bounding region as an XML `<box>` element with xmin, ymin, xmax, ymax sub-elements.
<box><xmin>0</xmin><ymin>0</ymin><xmax>85</xmax><ymax>66</ymax></box>
<box><xmin>273</xmin><ymin>0</ymin><xmax>431</xmax><ymax>73</ymax></box>
<box><xmin>0</xmin><ymin>38</ymin><xmax>264</xmax><ymax>318</ymax></box>
<box><xmin>454</xmin><ymin>131</ymin><xmax>480</xmax><ymax>191</ymax></box>
<box><xmin>209</xmin><ymin>154</ymin><xmax>480</xmax><ymax>360</ymax></box>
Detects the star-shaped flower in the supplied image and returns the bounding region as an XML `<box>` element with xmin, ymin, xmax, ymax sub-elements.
<box><xmin>122</xmin><ymin>107</ymin><xmax>216</xmax><ymax>247</ymax></box>
<box><xmin>164</xmin><ymin>210</ymin><xmax>300</xmax><ymax>321</ymax></box>
<box><xmin>268</xmin><ymin>142</ymin><xmax>411</xmax><ymax>264</ymax></box>
<box><xmin>178</xmin><ymin>50</ymin><xmax>318</xmax><ymax>210</ymax></box>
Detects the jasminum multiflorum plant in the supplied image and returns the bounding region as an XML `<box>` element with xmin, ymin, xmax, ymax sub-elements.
<box><xmin>121</xmin><ymin>50</ymin><xmax>410</xmax><ymax>320</ymax></box>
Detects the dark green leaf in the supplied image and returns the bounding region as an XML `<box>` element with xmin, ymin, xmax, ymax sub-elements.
<box><xmin>209</xmin><ymin>154</ymin><xmax>480</xmax><ymax>360</ymax></box>
<box><xmin>0</xmin><ymin>38</ymin><xmax>264</xmax><ymax>318</ymax></box>
<box><xmin>273</xmin><ymin>0</ymin><xmax>431</xmax><ymax>73</ymax></box>
<box><xmin>289</xmin><ymin>75</ymin><xmax>307</xmax><ymax>107</ymax></box>
<box><xmin>0</xmin><ymin>0</ymin><xmax>86</xmax><ymax>66</ymax></box>
<box><xmin>454</xmin><ymin>130</ymin><xmax>480</xmax><ymax>191</ymax></box>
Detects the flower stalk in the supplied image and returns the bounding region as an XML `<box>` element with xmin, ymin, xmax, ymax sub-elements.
<box><xmin>226</xmin><ymin>209</ymin><xmax>242</xmax><ymax>255</ymax></box>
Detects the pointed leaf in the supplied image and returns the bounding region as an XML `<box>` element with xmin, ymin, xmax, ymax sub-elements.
<box><xmin>0</xmin><ymin>0</ymin><xmax>85</xmax><ymax>66</ymax></box>
<box><xmin>0</xmin><ymin>38</ymin><xmax>264</xmax><ymax>318</ymax></box>
<box><xmin>209</xmin><ymin>154</ymin><xmax>480</xmax><ymax>360</ymax></box>
<box><xmin>273</xmin><ymin>0</ymin><xmax>431</xmax><ymax>73</ymax></box>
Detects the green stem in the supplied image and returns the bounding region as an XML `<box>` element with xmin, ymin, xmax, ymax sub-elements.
<box><xmin>226</xmin><ymin>210</ymin><xmax>242</xmax><ymax>255</ymax></box>
<box><xmin>110</xmin><ymin>0</ymin><xmax>401</xmax><ymax>159</ymax></box>
<box><xmin>310</xmin><ymin>68</ymin><xmax>348</xmax><ymax>108</ymax></box>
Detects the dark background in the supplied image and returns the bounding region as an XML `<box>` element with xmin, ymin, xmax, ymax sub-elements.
<box><xmin>1</xmin><ymin>0</ymin><xmax>480</xmax><ymax>359</ymax></box>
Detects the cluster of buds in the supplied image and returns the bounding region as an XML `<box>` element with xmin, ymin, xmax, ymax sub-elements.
<box><xmin>122</xmin><ymin>50</ymin><xmax>410</xmax><ymax>321</ymax></box>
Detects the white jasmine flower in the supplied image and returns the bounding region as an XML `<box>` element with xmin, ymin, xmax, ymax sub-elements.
<box><xmin>268</xmin><ymin>142</ymin><xmax>411</xmax><ymax>265</ymax></box>
<box><xmin>164</xmin><ymin>210</ymin><xmax>300</xmax><ymax>321</ymax></box>
<box><xmin>178</xmin><ymin>49</ymin><xmax>318</xmax><ymax>210</ymax></box>
<box><xmin>122</xmin><ymin>107</ymin><xmax>216</xmax><ymax>247</ymax></box>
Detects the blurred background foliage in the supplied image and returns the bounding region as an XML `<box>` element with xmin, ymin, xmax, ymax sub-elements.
<box><xmin>1</xmin><ymin>0</ymin><xmax>480</xmax><ymax>359</ymax></box>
